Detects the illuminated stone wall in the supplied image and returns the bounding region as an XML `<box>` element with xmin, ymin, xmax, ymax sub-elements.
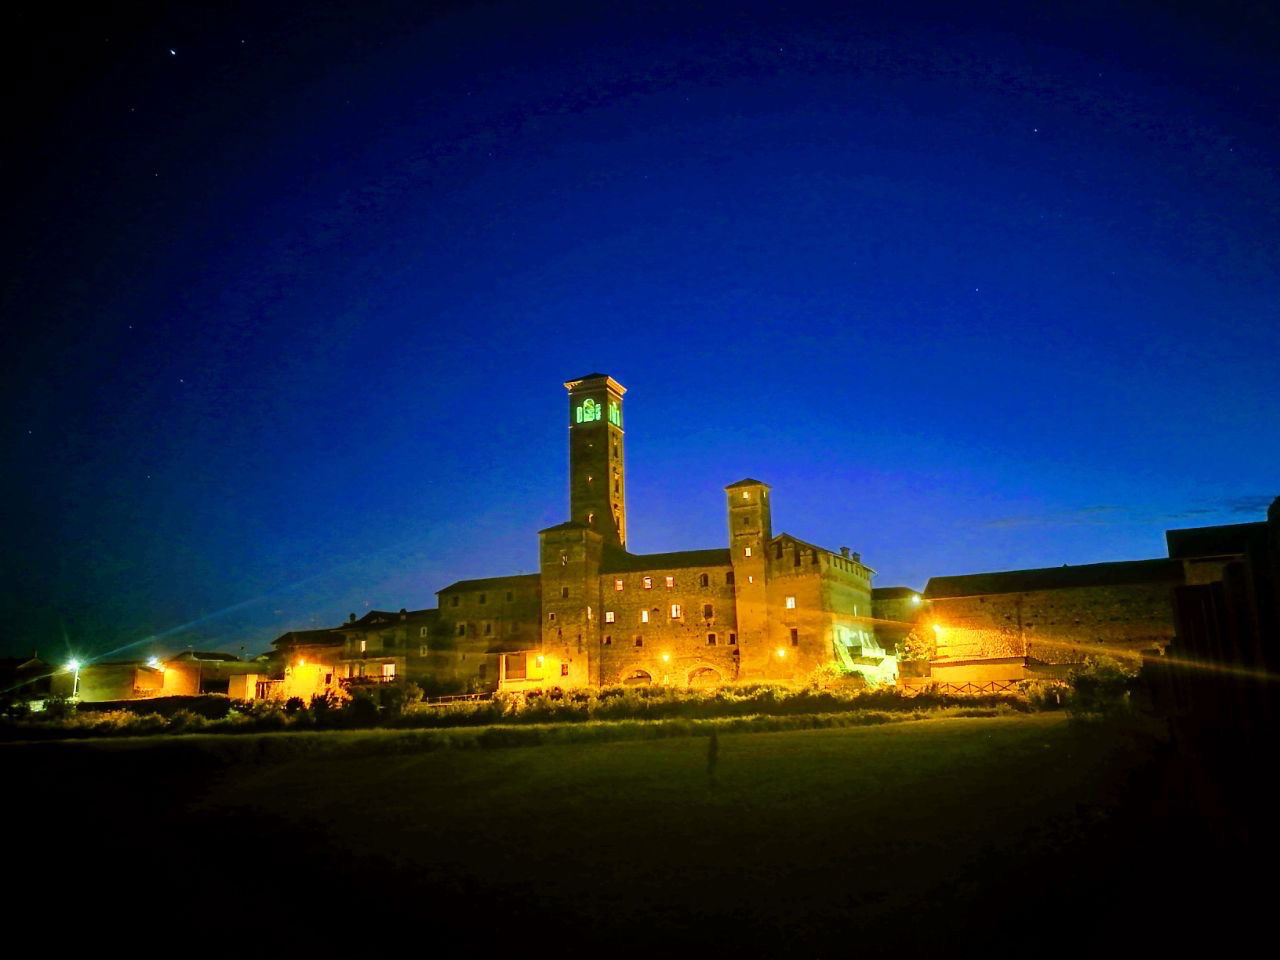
<box><xmin>930</xmin><ymin>582</ymin><xmax>1178</xmax><ymax>664</ymax></box>
<box><xmin>595</xmin><ymin>563</ymin><xmax>740</xmax><ymax>686</ymax></box>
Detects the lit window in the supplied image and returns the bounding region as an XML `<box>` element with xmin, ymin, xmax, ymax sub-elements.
<box><xmin>605</xmin><ymin>611</ymin><xmax>615</xmax><ymax>623</ymax></box>
<box><xmin>741</xmin><ymin>490</ymin><xmax>749</xmax><ymax>500</ymax></box>
<box><xmin>748</xmin><ymin>575</ymin><xmax>754</xmax><ymax>583</ymax></box>
<box><xmin>359</xmin><ymin>638</ymin><xmax>367</xmax><ymax>653</ymax></box>
<box><xmin>641</xmin><ymin>610</ymin><xmax>650</xmax><ymax>623</ymax></box>
<box><xmin>707</xmin><ymin>633</ymin><xmax>717</xmax><ymax>646</ymax></box>
<box><xmin>643</xmin><ymin>576</ymin><xmax>653</xmax><ymax>589</ymax></box>
<box><xmin>703</xmin><ymin>603</ymin><xmax>713</xmax><ymax>619</ymax></box>
<box><xmin>419</xmin><ymin>644</ymin><xmax>428</xmax><ymax>656</ymax></box>
<box><xmin>670</xmin><ymin>604</ymin><xmax>682</xmax><ymax>619</ymax></box>
<box><xmin>614</xmin><ymin>579</ymin><xmax>624</xmax><ymax>592</ymax></box>
<box><xmin>561</xmin><ymin>663</ymin><xmax>570</xmax><ymax>677</ymax></box>
<box><xmin>665</xmin><ymin>576</ymin><xmax>674</xmax><ymax>588</ymax></box>
<box><xmin>785</xmin><ymin>596</ymin><xmax>796</xmax><ymax>609</ymax></box>
<box><xmin>419</xmin><ymin>626</ymin><xmax>428</xmax><ymax>637</ymax></box>
<box><xmin>790</xmin><ymin>628</ymin><xmax>799</xmax><ymax>646</ymax></box>
<box><xmin>382</xmin><ymin>662</ymin><xmax>396</xmax><ymax>679</ymax></box>
<box><xmin>744</xmin><ymin>547</ymin><xmax>752</xmax><ymax>558</ymax></box>
<box><xmin>561</xmin><ymin>554</ymin><xmax>568</xmax><ymax>566</ymax></box>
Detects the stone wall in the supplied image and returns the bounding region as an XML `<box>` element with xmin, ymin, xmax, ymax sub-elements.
<box><xmin>931</xmin><ymin>582</ymin><xmax>1178</xmax><ymax>664</ymax></box>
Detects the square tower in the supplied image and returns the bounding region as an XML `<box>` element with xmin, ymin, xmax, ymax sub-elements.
<box><xmin>565</xmin><ymin>374</ymin><xmax>627</xmax><ymax>549</ymax></box>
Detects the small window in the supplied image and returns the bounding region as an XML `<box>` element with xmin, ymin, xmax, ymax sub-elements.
<box><xmin>725</xmin><ymin>572</ymin><xmax>735</xmax><ymax>585</ymax></box>
<box><xmin>793</xmin><ymin>549</ymin><xmax>801</xmax><ymax>568</ymax></box>
<box><xmin>479</xmin><ymin>593</ymin><xmax>487</xmax><ymax>604</ymax></box>
<box><xmin>728</xmin><ymin>632</ymin><xmax>737</xmax><ymax>645</ymax></box>
<box><xmin>549</xmin><ymin>612</ymin><xmax>557</xmax><ymax>622</ymax></box>
<box><xmin>450</xmin><ymin>595</ymin><xmax>459</xmax><ymax>607</ymax></box>
<box><xmin>419</xmin><ymin>644</ymin><xmax>428</xmax><ymax>656</ymax></box>
<box><xmin>670</xmin><ymin>603</ymin><xmax>682</xmax><ymax>619</ymax></box>
<box><xmin>641</xmin><ymin>610</ymin><xmax>650</xmax><ymax>623</ymax></box>
<box><xmin>604</xmin><ymin>635</ymin><xmax>612</xmax><ymax>645</ymax></box>
<box><xmin>484</xmin><ymin>622</ymin><xmax>492</xmax><ymax>636</ymax></box>
<box><xmin>561</xmin><ymin>663</ymin><xmax>570</xmax><ymax>677</ymax></box>
<box><xmin>561</xmin><ymin>586</ymin><xmax>570</xmax><ymax>599</ymax></box>
<box><xmin>635</xmin><ymin>636</ymin><xmax>643</xmax><ymax>647</ymax></box>
<box><xmin>785</xmin><ymin>596</ymin><xmax>796</xmax><ymax>609</ymax></box>
<box><xmin>382</xmin><ymin>662</ymin><xmax>396</xmax><ymax>679</ymax></box>
<box><xmin>419</xmin><ymin>626</ymin><xmax>429</xmax><ymax>637</ymax></box>
<box><xmin>744</xmin><ymin>547</ymin><xmax>752</xmax><ymax>557</ymax></box>
<box><xmin>698</xmin><ymin>573</ymin><xmax>709</xmax><ymax>587</ymax></box>
<box><xmin>790</xmin><ymin>628</ymin><xmax>799</xmax><ymax>646</ymax></box>
<box><xmin>359</xmin><ymin>638</ymin><xmax>367</xmax><ymax>653</ymax></box>
<box><xmin>560</xmin><ymin>553</ymin><xmax>568</xmax><ymax>566</ymax></box>
<box><xmin>748</xmin><ymin>575</ymin><xmax>754</xmax><ymax>583</ymax></box>
<box><xmin>643</xmin><ymin>576</ymin><xmax>653</xmax><ymax>589</ymax></box>
<box><xmin>614</xmin><ymin>578</ymin><xmax>624</xmax><ymax>592</ymax></box>
<box><xmin>741</xmin><ymin>490</ymin><xmax>749</xmax><ymax>500</ymax></box>
<box><xmin>703</xmin><ymin>603</ymin><xmax>713</xmax><ymax>618</ymax></box>
<box><xmin>605</xmin><ymin>611</ymin><xmax>615</xmax><ymax>623</ymax></box>
<box><xmin>456</xmin><ymin>623</ymin><xmax>466</xmax><ymax>637</ymax></box>
<box><xmin>707</xmin><ymin>633</ymin><xmax>717</xmax><ymax>646</ymax></box>
<box><xmin>665</xmin><ymin>576</ymin><xmax>674</xmax><ymax>588</ymax></box>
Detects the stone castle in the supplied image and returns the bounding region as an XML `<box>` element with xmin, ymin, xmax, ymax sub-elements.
<box><xmin>45</xmin><ymin>374</ymin><xmax>1278</xmax><ymax>704</ymax></box>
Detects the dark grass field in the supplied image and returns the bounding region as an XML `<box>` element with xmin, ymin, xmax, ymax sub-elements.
<box><xmin>7</xmin><ymin>713</ymin><xmax>1264</xmax><ymax>953</ymax></box>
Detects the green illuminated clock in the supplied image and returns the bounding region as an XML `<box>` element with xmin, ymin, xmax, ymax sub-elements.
<box><xmin>575</xmin><ymin>397</ymin><xmax>602</xmax><ymax>424</ymax></box>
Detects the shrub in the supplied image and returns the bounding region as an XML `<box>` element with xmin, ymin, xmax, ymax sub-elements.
<box><xmin>1067</xmin><ymin>657</ymin><xmax>1136</xmax><ymax>720</ymax></box>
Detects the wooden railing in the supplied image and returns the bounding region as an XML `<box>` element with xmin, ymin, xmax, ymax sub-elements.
<box><xmin>899</xmin><ymin>679</ymin><xmax>1022</xmax><ymax>696</ymax></box>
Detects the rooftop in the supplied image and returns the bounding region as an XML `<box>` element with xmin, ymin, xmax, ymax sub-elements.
<box><xmin>600</xmin><ymin>546</ymin><xmax>732</xmax><ymax>574</ymax></box>
<box><xmin>437</xmin><ymin>573</ymin><xmax>541</xmax><ymax>595</ymax></box>
<box><xmin>925</xmin><ymin>558</ymin><xmax>1183</xmax><ymax>599</ymax></box>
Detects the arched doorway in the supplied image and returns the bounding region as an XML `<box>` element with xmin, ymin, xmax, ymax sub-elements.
<box><xmin>623</xmin><ymin>670</ymin><xmax>652</xmax><ymax>686</ymax></box>
<box><xmin>688</xmin><ymin>667</ymin><xmax>722</xmax><ymax>688</ymax></box>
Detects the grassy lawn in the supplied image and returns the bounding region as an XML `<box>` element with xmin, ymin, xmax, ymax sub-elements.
<box><xmin>9</xmin><ymin>713</ymin><xmax>1228</xmax><ymax>952</ymax></box>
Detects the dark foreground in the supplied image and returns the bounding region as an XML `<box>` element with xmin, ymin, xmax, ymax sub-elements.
<box><xmin>8</xmin><ymin>714</ymin><xmax>1268</xmax><ymax>954</ymax></box>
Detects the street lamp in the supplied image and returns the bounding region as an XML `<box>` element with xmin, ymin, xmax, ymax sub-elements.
<box><xmin>65</xmin><ymin>658</ymin><xmax>82</xmax><ymax>699</ymax></box>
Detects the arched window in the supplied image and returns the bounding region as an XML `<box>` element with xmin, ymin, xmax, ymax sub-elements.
<box><xmin>698</xmin><ymin>573</ymin><xmax>709</xmax><ymax>587</ymax></box>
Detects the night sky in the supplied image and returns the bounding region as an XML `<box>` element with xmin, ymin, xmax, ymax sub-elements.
<box><xmin>5</xmin><ymin>1</ymin><xmax>1277</xmax><ymax>662</ymax></box>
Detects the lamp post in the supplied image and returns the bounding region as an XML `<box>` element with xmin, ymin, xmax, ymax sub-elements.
<box><xmin>65</xmin><ymin>658</ymin><xmax>81</xmax><ymax>700</ymax></box>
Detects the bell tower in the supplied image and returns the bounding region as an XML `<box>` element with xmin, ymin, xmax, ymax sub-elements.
<box><xmin>564</xmin><ymin>374</ymin><xmax>626</xmax><ymax>549</ymax></box>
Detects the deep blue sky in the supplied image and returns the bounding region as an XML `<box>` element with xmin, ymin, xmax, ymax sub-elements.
<box><xmin>4</xmin><ymin>0</ymin><xmax>1277</xmax><ymax>661</ymax></box>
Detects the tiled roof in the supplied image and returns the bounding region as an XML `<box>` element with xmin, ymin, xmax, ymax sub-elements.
<box><xmin>1166</xmin><ymin>521</ymin><xmax>1267</xmax><ymax>560</ymax></box>
<box><xmin>872</xmin><ymin>586</ymin><xmax>920</xmax><ymax>600</ymax></box>
<box><xmin>925</xmin><ymin>558</ymin><xmax>1182</xmax><ymax>599</ymax></box>
<box><xmin>600</xmin><ymin>546</ymin><xmax>732</xmax><ymax>573</ymax></box>
<box><xmin>725</xmin><ymin>477</ymin><xmax>769</xmax><ymax>489</ymax></box>
<box><xmin>437</xmin><ymin>573</ymin><xmax>541</xmax><ymax>595</ymax></box>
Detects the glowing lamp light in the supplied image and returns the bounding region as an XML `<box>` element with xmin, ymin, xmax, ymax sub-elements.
<box><xmin>932</xmin><ymin>624</ymin><xmax>944</xmax><ymax>637</ymax></box>
<box><xmin>65</xmin><ymin>658</ymin><xmax>81</xmax><ymax>672</ymax></box>
<box><xmin>147</xmin><ymin>657</ymin><xmax>162</xmax><ymax>670</ymax></box>
<box><xmin>911</xmin><ymin>594</ymin><xmax>921</xmax><ymax>605</ymax></box>
<box><xmin>536</xmin><ymin>655</ymin><xmax>544</xmax><ymax>667</ymax></box>
<box><xmin>661</xmin><ymin>653</ymin><xmax>671</xmax><ymax>662</ymax></box>
<box><xmin>776</xmin><ymin>648</ymin><xmax>786</xmax><ymax>658</ymax></box>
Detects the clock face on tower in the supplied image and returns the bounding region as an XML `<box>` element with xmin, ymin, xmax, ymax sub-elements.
<box><xmin>574</xmin><ymin>397</ymin><xmax>602</xmax><ymax>424</ymax></box>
